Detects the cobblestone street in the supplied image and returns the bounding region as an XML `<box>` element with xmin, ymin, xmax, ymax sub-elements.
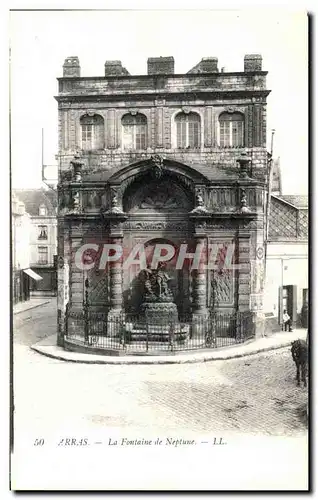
<box><xmin>13</xmin><ymin>300</ymin><xmax>308</xmax><ymax>437</ymax></box>
<box><xmin>12</xmin><ymin>300</ymin><xmax>309</xmax><ymax>490</ymax></box>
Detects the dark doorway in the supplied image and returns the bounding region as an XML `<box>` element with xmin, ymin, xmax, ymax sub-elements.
<box><xmin>279</xmin><ymin>285</ymin><xmax>297</xmax><ymax>324</ymax></box>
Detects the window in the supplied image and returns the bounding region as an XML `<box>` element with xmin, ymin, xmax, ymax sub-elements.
<box><xmin>38</xmin><ymin>225</ymin><xmax>48</xmax><ymax>240</ymax></box>
<box><xmin>122</xmin><ymin>113</ymin><xmax>147</xmax><ymax>150</ymax></box>
<box><xmin>38</xmin><ymin>246</ymin><xmax>48</xmax><ymax>265</ymax></box>
<box><xmin>80</xmin><ymin>114</ymin><xmax>104</xmax><ymax>150</ymax></box>
<box><xmin>39</xmin><ymin>204</ymin><xmax>47</xmax><ymax>216</ymax></box>
<box><xmin>219</xmin><ymin>112</ymin><xmax>244</xmax><ymax>147</ymax></box>
<box><xmin>175</xmin><ymin>112</ymin><xmax>201</xmax><ymax>148</ymax></box>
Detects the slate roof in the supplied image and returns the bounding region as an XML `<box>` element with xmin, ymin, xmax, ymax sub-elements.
<box><xmin>275</xmin><ymin>195</ymin><xmax>308</xmax><ymax>209</ymax></box>
<box><xmin>14</xmin><ymin>188</ymin><xmax>57</xmax><ymax>216</ymax></box>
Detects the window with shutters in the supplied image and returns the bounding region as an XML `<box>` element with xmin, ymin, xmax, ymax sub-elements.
<box><xmin>219</xmin><ymin>112</ymin><xmax>244</xmax><ymax>147</ymax></box>
<box><xmin>38</xmin><ymin>225</ymin><xmax>48</xmax><ymax>240</ymax></box>
<box><xmin>175</xmin><ymin>112</ymin><xmax>201</xmax><ymax>148</ymax></box>
<box><xmin>121</xmin><ymin>113</ymin><xmax>147</xmax><ymax>150</ymax></box>
<box><xmin>38</xmin><ymin>246</ymin><xmax>48</xmax><ymax>265</ymax></box>
<box><xmin>80</xmin><ymin>114</ymin><xmax>104</xmax><ymax>150</ymax></box>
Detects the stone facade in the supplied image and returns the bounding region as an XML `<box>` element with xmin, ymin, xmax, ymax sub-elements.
<box><xmin>15</xmin><ymin>189</ymin><xmax>58</xmax><ymax>295</ymax></box>
<box><xmin>12</xmin><ymin>193</ymin><xmax>31</xmax><ymax>303</ymax></box>
<box><xmin>55</xmin><ymin>54</ymin><xmax>271</xmax><ymax>346</ymax></box>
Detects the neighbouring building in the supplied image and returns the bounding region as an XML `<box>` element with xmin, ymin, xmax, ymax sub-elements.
<box><xmin>55</xmin><ymin>54</ymin><xmax>272</xmax><ymax>351</ymax></box>
<box><xmin>264</xmin><ymin>194</ymin><xmax>308</xmax><ymax>331</ymax></box>
<box><xmin>12</xmin><ymin>192</ymin><xmax>37</xmax><ymax>304</ymax></box>
<box><xmin>14</xmin><ymin>188</ymin><xmax>58</xmax><ymax>296</ymax></box>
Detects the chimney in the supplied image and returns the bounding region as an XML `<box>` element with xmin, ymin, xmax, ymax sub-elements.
<box><xmin>200</xmin><ymin>57</ymin><xmax>218</xmax><ymax>72</ymax></box>
<box><xmin>63</xmin><ymin>56</ymin><xmax>80</xmax><ymax>77</ymax></box>
<box><xmin>244</xmin><ymin>54</ymin><xmax>262</xmax><ymax>72</ymax></box>
<box><xmin>104</xmin><ymin>60</ymin><xmax>130</xmax><ymax>76</ymax></box>
<box><xmin>147</xmin><ymin>56</ymin><xmax>174</xmax><ymax>75</ymax></box>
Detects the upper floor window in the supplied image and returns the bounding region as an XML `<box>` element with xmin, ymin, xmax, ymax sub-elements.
<box><xmin>38</xmin><ymin>246</ymin><xmax>48</xmax><ymax>265</ymax></box>
<box><xmin>175</xmin><ymin>112</ymin><xmax>201</xmax><ymax>149</ymax></box>
<box><xmin>219</xmin><ymin>112</ymin><xmax>244</xmax><ymax>147</ymax></box>
<box><xmin>39</xmin><ymin>204</ymin><xmax>47</xmax><ymax>216</ymax></box>
<box><xmin>122</xmin><ymin>113</ymin><xmax>147</xmax><ymax>150</ymax></box>
<box><xmin>38</xmin><ymin>225</ymin><xmax>48</xmax><ymax>240</ymax></box>
<box><xmin>80</xmin><ymin>114</ymin><xmax>104</xmax><ymax>150</ymax></box>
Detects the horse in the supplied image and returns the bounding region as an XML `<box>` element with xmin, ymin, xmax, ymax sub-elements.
<box><xmin>291</xmin><ymin>339</ymin><xmax>308</xmax><ymax>388</ymax></box>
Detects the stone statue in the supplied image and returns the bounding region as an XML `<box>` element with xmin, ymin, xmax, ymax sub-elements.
<box><xmin>196</xmin><ymin>192</ymin><xmax>205</xmax><ymax>207</ymax></box>
<box><xmin>103</xmin><ymin>188</ymin><xmax>124</xmax><ymax>214</ymax></box>
<box><xmin>240</xmin><ymin>189</ymin><xmax>250</xmax><ymax>213</ymax></box>
<box><xmin>140</xmin><ymin>262</ymin><xmax>173</xmax><ymax>301</ymax></box>
<box><xmin>70</xmin><ymin>152</ymin><xmax>84</xmax><ymax>182</ymax></box>
<box><xmin>190</xmin><ymin>189</ymin><xmax>208</xmax><ymax>214</ymax></box>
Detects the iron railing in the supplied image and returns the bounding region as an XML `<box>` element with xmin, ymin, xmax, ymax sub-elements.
<box><xmin>65</xmin><ymin>309</ymin><xmax>254</xmax><ymax>354</ymax></box>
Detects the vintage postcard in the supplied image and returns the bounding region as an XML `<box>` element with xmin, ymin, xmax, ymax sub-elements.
<box><xmin>10</xmin><ymin>7</ymin><xmax>309</xmax><ymax>491</ymax></box>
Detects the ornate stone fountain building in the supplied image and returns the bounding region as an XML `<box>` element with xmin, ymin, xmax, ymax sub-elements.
<box><xmin>55</xmin><ymin>54</ymin><xmax>271</xmax><ymax>350</ymax></box>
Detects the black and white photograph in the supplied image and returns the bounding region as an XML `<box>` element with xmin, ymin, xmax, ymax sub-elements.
<box><xmin>9</xmin><ymin>6</ymin><xmax>309</xmax><ymax>491</ymax></box>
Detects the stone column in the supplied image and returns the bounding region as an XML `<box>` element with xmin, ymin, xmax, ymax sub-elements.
<box><xmin>237</xmin><ymin>231</ymin><xmax>251</xmax><ymax>312</ymax></box>
<box><xmin>192</xmin><ymin>245</ymin><xmax>207</xmax><ymax>315</ymax></box>
<box><xmin>109</xmin><ymin>234</ymin><xmax>124</xmax><ymax>314</ymax></box>
<box><xmin>191</xmin><ymin>235</ymin><xmax>208</xmax><ymax>337</ymax></box>
<box><xmin>56</xmin><ymin>219</ymin><xmax>70</xmax><ymax>347</ymax></box>
<box><xmin>102</xmin><ymin>206</ymin><xmax>128</xmax><ymax>334</ymax></box>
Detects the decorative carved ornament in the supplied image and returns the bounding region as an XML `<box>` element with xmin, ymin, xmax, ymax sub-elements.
<box><xmin>124</xmin><ymin>221</ymin><xmax>188</xmax><ymax>231</ymax></box>
<box><xmin>181</xmin><ymin>106</ymin><xmax>190</xmax><ymax>114</ymax></box>
<box><xmin>128</xmin><ymin>179</ymin><xmax>191</xmax><ymax>213</ymax></box>
<box><xmin>57</xmin><ymin>256</ymin><xmax>65</xmax><ymax>269</ymax></box>
<box><xmin>250</xmin><ymin>293</ymin><xmax>263</xmax><ymax>311</ymax></box>
<box><xmin>256</xmin><ymin>247</ymin><xmax>264</xmax><ymax>260</ymax></box>
<box><xmin>195</xmin><ymin>219</ymin><xmax>243</xmax><ymax>230</ymax></box>
<box><xmin>210</xmin><ymin>271</ymin><xmax>235</xmax><ymax>305</ymax></box>
<box><xmin>150</xmin><ymin>154</ymin><xmax>164</xmax><ymax>180</ymax></box>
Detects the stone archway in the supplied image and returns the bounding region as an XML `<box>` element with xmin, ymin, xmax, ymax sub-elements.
<box><xmin>103</xmin><ymin>157</ymin><xmax>210</xmax><ymax>319</ymax></box>
<box><xmin>123</xmin><ymin>173</ymin><xmax>193</xmax><ymax>214</ymax></box>
<box><xmin>119</xmin><ymin>171</ymin><xmax>194</xmax><ymax>317</ymax></box>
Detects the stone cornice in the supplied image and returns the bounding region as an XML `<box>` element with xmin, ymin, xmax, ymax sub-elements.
<box><xmin>58</xmin><ymin>179</ymin><xmax>266</xmax><ymax>189</ymax></box>
<box><xmin>55</xmin><ymin>90</ymin><xmax>270</xmax><ymax>104</ymax></box>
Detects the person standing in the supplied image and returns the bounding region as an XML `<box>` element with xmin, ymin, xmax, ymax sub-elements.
<box><xmin>283</xmin><ymin>309</ymin><xmax>292</xmax><ymax>331</ymax></box>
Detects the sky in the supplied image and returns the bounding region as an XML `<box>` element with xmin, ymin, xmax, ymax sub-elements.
<box><xmin>9</xmin><ymin>9</ymin><xmax>308</xmax><ymax>194</ymax></box>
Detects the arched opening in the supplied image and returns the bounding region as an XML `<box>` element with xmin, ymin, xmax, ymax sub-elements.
<box><xmin>122</xmin><ymin>174</ymin><xmax>193</xmax><ymax>213</ymax></box>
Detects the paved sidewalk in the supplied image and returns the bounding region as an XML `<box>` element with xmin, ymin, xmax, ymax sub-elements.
<box><xmin>31</xmin><ymin>328</ymin><xmax>307</xmax><ymax>365</ymax></box>
<box><xmin>13</xmin><ymin>297</ymin><xmax>53</xmax><ymax>315</ymax></box>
